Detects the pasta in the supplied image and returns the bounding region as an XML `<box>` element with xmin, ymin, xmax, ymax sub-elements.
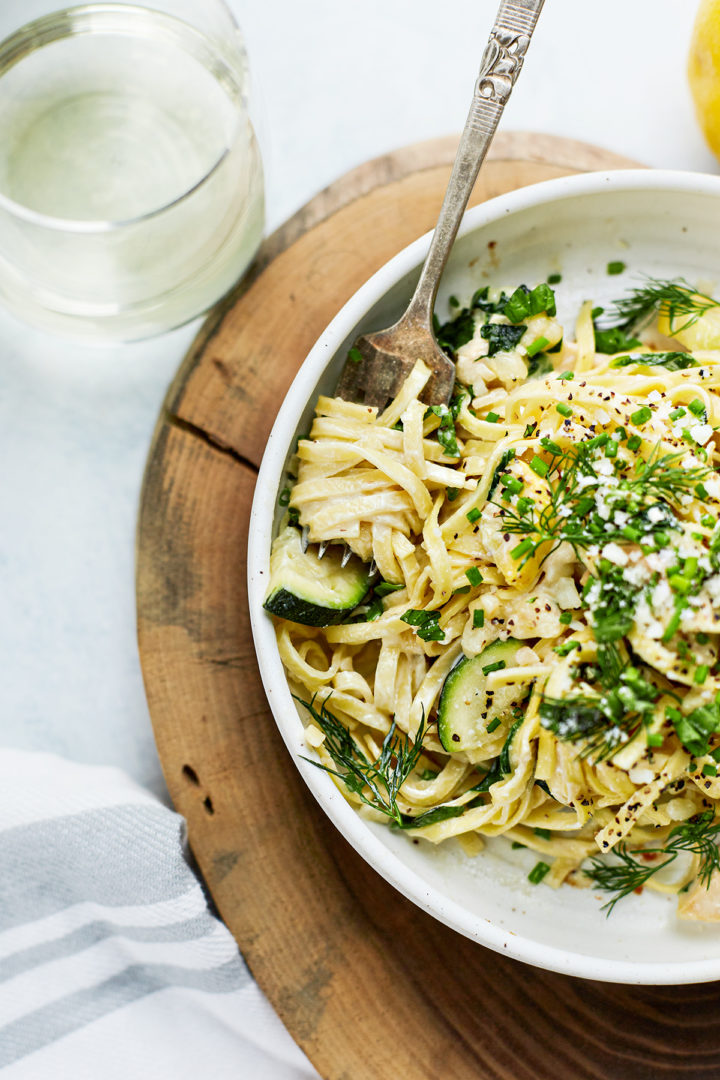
<box><xmin>265</xmin><ymin>277</ymin><xmax>720</xmax><ymax>917</ymax></box>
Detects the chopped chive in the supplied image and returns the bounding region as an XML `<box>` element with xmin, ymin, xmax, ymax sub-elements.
<box><xmin>703</xmin><ymin>763</ymin><xmax>718</xmax><ymax>777</ymax></box>
<box><xmin>446</xmin><ymin>487</ymin><xmax>459</xmax><ymax>501</ymax></box>
<box><xmin>485</xmin><ymin>717</ymin><xmax>502</xmax><ymax>735</ymax></box>
<box><xmin>627</xmin><ymin>435</ymin><xmax>642</xmax><ymax>451</ymax></box>
<box><xmin>607</xmin><ymin>260</ymin><xmax>626</xmax><ymax>275</ymax></box>
<box><xmin>695</xmin><ymin>665</ymin><xmax>710</xmax><ymax>685</ymax></box>
<box><xmin>554</xmin><ymin>641</ymin><xmax>581</xmax><ymax>656</ymax></box>
<box><xmin>503</xmin><ymin>476</ymin><xmax>523</xmax><ymax>496</ymax></box>
<box><xmin>559</xmin><ymin>611</ymin><xmax>572</xmax><ymax>625</ymax></box>
<box><xmin>556</xmin><ymin>402</ymin><xmax>573</xmax><ymax>417</ymax></box>
<box><xmin>512</xmin><ymin>841</ymin><xmax>526</xmax><ymax>849</ymax></box>
<box><xmin>669</xmin><ymin>406</ymin><xmax>686</xmax><ymax>421</ymax></box>
<box><xmin>473</xmin><ymin>609</ymin><xmax>485</xmax><ymax>629</ymax></box>
<box><xmin>482</xmin><ymin>660</ymin><xmax>506</xmax><ymax>676</ymax></box>
<box><xmin>689</xmin><ymin>398</ymin><xmax>706</xmax><ymax>417</ymax></box>
<box><xmin>631</xmin><ymin>406</ymin><xmax>652</xmax><ymax>426</ymax></box>
<box><xmin>466</xmin><ymin>566</ymin><xmax>484</xmax><ymax>587</ymax></box>
<box><xmin>622</xmin><ymin>524</ymin><xmax>641</xmax><ymax>541</ymax></box>
<box><xmin>527</xmin><ymin>336</ymin><xmax>550</xmax><ymax>358</ymax></box>
<box><xmin>547</xmin><ymin>273</ymin><xmax>562</xmax><ymax>285</ymax></box>
<box><xmin>347</xmin><ymin>346</ymin><xmax>363</xmax><ymax>364</ymax></box>
<box><xmin>534</xmin><ymin>828</ymin><xmax>551</xmax><ymax>840</ymax></box>
<box><xmin>516</xmin><ymin>496</ymin><xmax>534</xmax><ymax>514</ymax></box>
<box><xmin>696</xmin><ymin>482</ymin><xmax>710</xmax><ymax>499</ymax></box>
<box><xmin>586</xmin><ymin>432</ymin><xmax>609</xmax><ymax>448</ymax></box>
<box><xmin>702</xmin><ymin>514</ymin><xmax>715</xmax><ymax>528</ymax></box>
<box><xmin>486</xmin><ymin>411</ymin><xmax>500</xmax><ymax>423</ymax></box>
<box><xmin>669</xmin><ymin>574</ymin><xmax>693</xmax><ymax>595</ymax></box>
<box><xmin>654</xmin><ymin>531</ymin><xmax>669</xmax><ymax>548</ymax></box>
<box><xmin>510</xmin><ymin>538</ymin><xmax>535</xmax><ymax>560</ymax></box>
<box><xmin>647</xmin><ymin>732</ymin><xmax>664</xmax><ymax>748</ymax></box>
<box><xmin>448</xmin><ymin>294</ymin><xmax>460</xmax><ymax>307</ymax></box>
<box><xmin>528</xmin><ymin>861</ymin><xmax>551</xmax><ymax>885</ymax></box>
<box><xmin>662</xmin><ymin>609</ymin><xmax>682</xmax><ymax>642</ymax></box>
<box><xmin>530</xmin><ymin>456</ymin><xmax>549</xmax><ymax>478</ymax></box>
<box><xmin>466</xmin><ymin>507</ymin><xmax>481</xmax><ymax>523</ymax></box>
<box><xmin>697</xmin><ymin>632</ymin><xmax>710</xmax><ymax>645</ymax></box>
<box><xmin>614</xmin><ymin>426</ymin><xmax>627</xmax><ymax>441</ymax></box>
<box><xmin>557</xmin><ymin>371</ymin><xmax>574</xmax><ymax>381</ymax></box>
<box><xmin>605</xmin><ymin>439</ymin><xmax>618</xmax><ymax>458</ymax></box>
<box><xmin>712</xmin><ymin>746</ymin><xmax>720</xmax><ymax>762</ymax></box>
<box><xmin>278</xmin><ymin>487</ymin><xmax>291</xmax><ymax>507</ymax></box>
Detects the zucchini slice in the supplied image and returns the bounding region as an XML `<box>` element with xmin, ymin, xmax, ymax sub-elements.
<box><xmin>264</xmin><ymin>525</ymin><xmax>373</xmax><ymax>626</ymax></box>
<box><xmin>437</xmin><ymin>639</ymin><xmax>526</xmax><ymax>753</ymax></box>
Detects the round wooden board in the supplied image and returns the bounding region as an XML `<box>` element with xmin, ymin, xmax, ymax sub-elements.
<box><xmin>137</xmin><ymin>133</ymin><xmax>720</xmax><ymax>1080</ymax></box>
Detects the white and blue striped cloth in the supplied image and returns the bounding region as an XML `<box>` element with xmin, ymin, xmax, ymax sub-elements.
<box><xmin>0</xmin><ymin>750</ymin><xmax>318</xmax><ymax>1079</ymax></box>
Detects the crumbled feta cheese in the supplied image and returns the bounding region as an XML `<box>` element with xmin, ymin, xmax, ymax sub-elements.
<box><xmin>689</xmin><ymin>423</ymin><xmax>713</xmax><ymax>446</ymax></box>
<box><xmin>647</xmin><ymin>390</ymin><xmax>663</xmax><ymax>405</ymax></box>
<box><xmin>646</xmin><ymin>506</ymin><xmax>665</xmax><ymax>525</ymax></box>
<box><xmin>602</xmin><ymin>542</ymin><xmax>629</xmax><ymax>566</ymax></box>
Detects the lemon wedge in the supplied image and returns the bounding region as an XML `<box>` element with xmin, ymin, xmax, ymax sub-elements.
<box><xmin>689</xmin><ymin>0</ymin><xmax>720</xmax><ymax>161</ymax></box>
<box><xmin>657</xmin><ymin>295</ymin><xmax>720</xmax><ymax>349</ymax></box>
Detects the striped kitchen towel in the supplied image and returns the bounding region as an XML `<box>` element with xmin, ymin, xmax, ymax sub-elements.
<box><xmin>0</xmin><ymin>749</ymin><xmax>319</xmax><ymax>1079</ymax></box>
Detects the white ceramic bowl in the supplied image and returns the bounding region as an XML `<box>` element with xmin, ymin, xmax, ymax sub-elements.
<box><xmin>248</xmin><ymin>170</ymin><xmax>720</xmax><ymax>984</ymax></box>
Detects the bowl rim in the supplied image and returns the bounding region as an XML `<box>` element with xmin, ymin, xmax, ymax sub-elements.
<box><xmin>248</xmin><ymin>167</ymin><xmax>720</xmax><ymax>985</ymax></box>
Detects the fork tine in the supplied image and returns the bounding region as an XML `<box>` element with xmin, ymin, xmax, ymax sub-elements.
<box><xmin>340</xmin><ymin>544</ymin><xmax>352</xmax><ymax>568</ymax></box>
<box><xmin>317</xmin><ymin>541</ymin><xmax>328</xmax><ymax>559</ymax></box>
<box><xmin>301</xmin><ymin>526</ymin><xmax>310</xmax><ymax>553</ymax></box>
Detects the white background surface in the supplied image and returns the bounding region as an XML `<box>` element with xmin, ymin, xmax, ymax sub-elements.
<box><xmin>0</xmin><ymin>0</ymin><xmax>718</xmax><ymax>1072</ymax></box>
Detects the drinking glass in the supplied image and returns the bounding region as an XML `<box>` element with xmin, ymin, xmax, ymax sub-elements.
<box><xmin>0</xmin><ymin>0</ymin><xmax>265</xmax><ymax>341</ymax></box>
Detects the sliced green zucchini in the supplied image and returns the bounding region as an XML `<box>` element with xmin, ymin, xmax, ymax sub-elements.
<box><xmin>264</xmin><ymin>525</ymin><xmax>373</xmax><ymax>626</ymax></box>
<box><xmin>437</xmin><ymin>639</ymin><xmax>526</xmax><ymax>753</ymax></box>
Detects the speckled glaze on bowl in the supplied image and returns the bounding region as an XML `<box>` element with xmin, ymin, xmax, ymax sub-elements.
<box><xmin>248</xmin><ymin>170</ymin><xmax>720</xmax><ymax>984</ymax></box>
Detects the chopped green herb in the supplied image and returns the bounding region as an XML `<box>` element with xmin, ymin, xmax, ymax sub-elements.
<box><xmin>375</xmin><ymin>581</ymin><xmax>404</xmax><ymax>597</ymax></box>
<box><xmin>695</xmin><ymin>665</ymin><xmax>710</xmax><ymax>685</ymax></box>
<box><xmin>503</xmin><ymin>283</ymin><xmax>557</xmax><ymax>324</ymax></box>
<box><xmin>486</xmin><ymin>716</ymin><xmax>501</xmax><ymax>733</ymax></box>
<box><xmin>534</xmin><ymin>828</ymin><xmax>551</xmax><ymax>840</ymax></box>
<box><xmin>486</xmin><ymin>411</ymin><xmax>500</xmax><ymax>424</ymax></box>
<box><xmin>667</xmin><ymin>702</ymin><xmax>720</xmax><ymax>757</ymax></box>
<box><xmin>557</xmin><ymin>371</ymin><xmax>574</xmax><ymax>381</ymax></box>
<box><xmin>446</xmin><ymin>487</ymin><xmax>459</xmax><ymax>501</ymax></box>
<box><xmin>347</xmin><ymin>346</ymin><xmax>363</xmax><ymax>364</ymax></box>
<box><xmin>631</xmin><ymin>406</ymin><xmax>653</xmax><ymax>426</ymax></box>
<box><xmin>647</xmin><ymin>732</ymin><xmax>664</xmax><ymax>748</ymax></box>
<box><xmin>607</xmin><ymin>260</ymin><xmax>626</xmax><ymax>275</ymax></box>
<box><xmin>528</xmin><ymin>861</ymin><xmax>551</xmax><ymax>885</ymax></box>
<box><xmin>703</xmin><ymin>763</ymin><xmax>718</xmax><ymax>777</ymax></box>
<box><xmin>400</xmin><ymin>608</ymin><xmax>446</xmax><ymax>642</ymax></box>
<box><xmin>626</xmin><ymin>435</ymin><xmax>642</xmax><ymax>451</ymax></box>
<box><xmin>482</xmin><ymin>660</ymin><xmax>506</xmax><ymax>676</ymax></box>
<box><xmin>448</xmin><ymin>295</ymin><xmax>460</xmax><ymax>308</ymax></box>
<box><xmin>466</xmin><ymin>507</ymin><xmax>481</xmax><ymax>524</ymax></box>
<box><xmin>670</xmin><ymin>407</ymin><xmax>686</xmax><ymax>421</ymax></box>
<box><xmin>427</xmin><ymin>403</ymin><xmax>460</xmax><ymax>457</ymax></box>
<box><xmin>510</xmin><ymin>538</ymin><xmax>535</xmax><ymax>560</ymax></box>
<box><xmin>605</xmin><ymin>440</ymin><xmax>618</xmax><ymax>459</ymax></box>
<box><xmin>481</xmin><ymin>322</ymin><xmax>527</xmax><ymax>356</ymax></box>
<box><xmin>556</xmin><ymin>402</ymin><xmax>573</xmax><ymax>418</ymax></box>
<box><xmin>527</xmin><ymin>335</ymin><xmax>550</xmax><ymax>358</ymax></box>
<box><xmin>689</xmin><ymin>398</ymin><xmax>707</xmax><ymax>417</ymax></box>
<box><xmin>529</xmin><ymin>456</ymin><xmax>549</xmax><ymax>478</ymax></box>
<box><xmin>473</xmin><ymin>609</ymin><xmax>485</xmax><ymax>629</ymax></box>
<box><xmin>559</xmin><ymin>611</ymin><xmax>572</xmax><ymax>625</ymax></box>
<box><xmin>547</xmin><ymin>273</ymin><xmax>562</xmax><ymax>285</ymax></box>
<box><xmin>466</xmin><ymin>566</ymin><xmax>484</xmax><ymax>587</ymax></box>
<box><xmin>279</xmin><ymin>487</ymin><xmax>291</xmax><ymax>507</ymax></box>
<box><xmin>610</xmin><ymin>351</ymin><xmax>699</xmax><ymax>371</ymax></box>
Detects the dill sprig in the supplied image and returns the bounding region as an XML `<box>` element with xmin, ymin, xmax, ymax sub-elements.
<box><xmin>585</xmin><ymin>812</ymin><xmax>720</xmax><ymax>914</ymax></box>
<box><xmin>625</xmin><ymin>444</ymin><xmax>711</xmax><ymax>507</ymax></box>
<box><xmin>496</xmin><ymin>441</ymin><xmax>709</xmax><ymax>566</ymax></box>
<box><xmin>602</xmin><ymin>277</ymin><xmax>718</xmax><ymax>334</ymax></box>
<box><xmin>296</xmin><ymin>695</ymin><xmax>427</xmax><ymax>826</ymax></box>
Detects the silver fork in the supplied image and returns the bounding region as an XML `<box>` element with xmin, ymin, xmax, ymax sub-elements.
<box><xmin>335</xmin><ymin>0</ymin><xmax>545</xmax><ymax>412</ymax></box>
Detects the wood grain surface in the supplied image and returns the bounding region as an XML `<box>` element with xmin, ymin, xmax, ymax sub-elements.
<box><xmin>137</xmin><ymin>133</ymin><xmax>720</xmax><ymax>1079</ymax></box>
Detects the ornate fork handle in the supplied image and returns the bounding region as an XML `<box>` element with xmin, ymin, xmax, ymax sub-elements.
<box><xmin>404</xmin><ymin>0</ymin><xmax>545</xmax><ymax>328</ymax></box>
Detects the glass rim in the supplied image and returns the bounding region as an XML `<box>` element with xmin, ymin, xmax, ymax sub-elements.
<box><xmin>0</xmin><ymin>0</ymin><xmax>245</xmax><ymax>234</ymax></box>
